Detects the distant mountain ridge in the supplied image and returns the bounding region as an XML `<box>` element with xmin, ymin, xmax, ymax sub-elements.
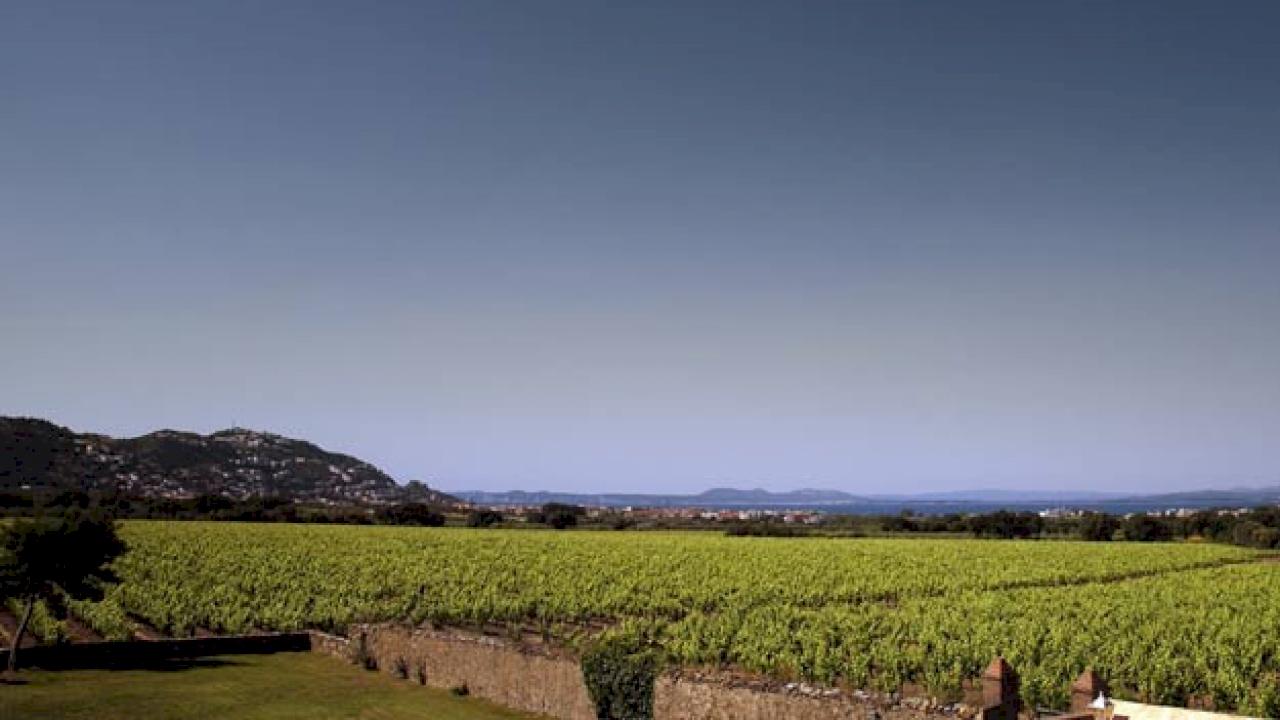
<box><xmin>455</xmin><ymin>484</ymin><xmax>1280</xmax><ymax>512</ymax></box>
<box><xmin>0</xmin><ymin>416</ymin><xmax>456</xmax><ymax>506</ymax></box>
<box><xmin>896</xmin><ymin>489</ymin><xmax>1129</xmax><ymax>502</ymax></box>
<box><xmin>695</xmin><ymin>487</ymin><xmax>863</xmax><ymax>503</ymax></box>
<box><xmin>456</xmin><ymin>486</ymin><xmax>866</xmax><ymax>508</ymax></box>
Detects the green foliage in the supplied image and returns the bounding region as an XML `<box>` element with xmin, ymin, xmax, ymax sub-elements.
<box><xmin>0</xmin><ymin>508</ymin><xmax>126</xmax><ymax>669</ymax></box>
<box><xmin>1232</xmin><ymin>520</ymin><xmax>1280</xmax><ymax>549</ymax></box>
<box><xmin>529</xmin><ymin>503</ymin><xmax>583</xmax><ymax>530</ymax></box>
<box><xmin>65</xmin><ymin>590</ymin><xmax>135</xmax><ymax>641</ymax></box>
<box><xmin>465</xmin><ymin>510</ymin><xmax>503</xmax><ymax>528</ymax></box>
<box><xmin>581</xmin><ymin>624</ymin><xmax>662</xmax><ymax>720</ymax></box>
<box><xmin>5</xmin><ymin>597</ymin><xmax>66</xmax><ymax>644</ymax></box>
<box><xmin>376</xmin><ymin>504</ymin><xmax>446</xmax><ymax>526</ymax></box>
<box><xmin>96</xmin><ymin>522</ymin><xmax>1277</xmax><ymax>712</ymax></box>
<box><xmin>724</xmin><ymin>521</ymin><xmax>803</xmax><ymax>537</ymax></box>
<box><xmin>1078</xmin><ymin>513</ymin><xmax>1121</xmax><ymax>541</ymax></box>
<box><xmin>0</xmin><ymin>509</ymin><xmax>126</xmax><ymax>601</ymax></box>
<box><xmin>1123</xmin><ymin>515</ymin><xmax>1173</xmax><ymax>542</ymax></box>
<box><xmin>967</xmin><ymin>510</ymin><xmax>1045</xmax><ymax>539</ymax></box>
<box><xmin>1244</xmin><ymin>674</ymin><xmax>1280</xmax><ymax>719</ymax></box>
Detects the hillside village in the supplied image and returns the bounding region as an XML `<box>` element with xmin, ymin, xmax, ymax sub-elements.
<box><xmin>0</xmin><ymin>417</ymin><xmax>452</xmax><ymax>506</ymax></box>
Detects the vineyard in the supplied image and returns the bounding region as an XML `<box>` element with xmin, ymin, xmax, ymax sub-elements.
<box><xmin>52</xmin><ymin>522</ymin><xmax>1280</xmax><ymax>714</ymax></box>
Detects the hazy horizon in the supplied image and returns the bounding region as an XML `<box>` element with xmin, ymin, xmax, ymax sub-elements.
<box><xmin>4</xmin><ymin>1</ymin><xmax>1279</xmax><ymax>495</ymax></box>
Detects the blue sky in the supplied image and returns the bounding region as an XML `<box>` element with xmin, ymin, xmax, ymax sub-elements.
<box><xmin>2</xmin><ymin>1</ymin><xmax>1278</xmax><ymax>493</ymax></box>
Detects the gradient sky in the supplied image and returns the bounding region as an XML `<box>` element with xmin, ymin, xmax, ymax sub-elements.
<box><xmin>3</xmin><ymin>1</ymin><xmax>1278</xmax><ymax>494</ymax></box>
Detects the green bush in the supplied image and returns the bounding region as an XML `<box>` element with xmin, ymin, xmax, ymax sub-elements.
<box><xmin>1232</xmin><ymin>521</ymin><xmax>1280</xmax><ymax>550</ymax></box>
<box><xmin>466</xmin><ymin>510</ymin><xmax>503</xmax><ymax>528</ymax></box>
<box><xmin>1123</xmin><ymin>515</ymin><xmax>1173</xmax><ymax>542</ymax></box>
<box><xmin>1078</xmin><ymin>513</ymin><xmax>1120</xmax><ymax>541</ymax></box>
<box><xmin>581</xmin><ymin>627</ymin><xmax>662</xmax><ymax>720</ymax></box>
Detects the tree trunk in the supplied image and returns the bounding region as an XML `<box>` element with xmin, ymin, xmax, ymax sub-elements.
<box><xmin>7</xmin><ymin>596</ymin><xmax>34</xmax><ymax>673</ymax></box>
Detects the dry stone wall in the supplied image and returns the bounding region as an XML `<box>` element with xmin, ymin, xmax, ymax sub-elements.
<box><xmin>309</xmin><ymin>623</ymin><xmax>987</xmax><ymax>720</ymax></box>
<box><xmin>337</xmin><ymin>624</ymin><xmax>597</xmax><ymax>720</ymax></box>
<box><xmin>656</xmin><ymin>670</ymin><xmax>981</xmax><ymax>720</ymax></box>
<box><xmin>306</xmin><ymin>630</ymin><xmax>352</xmax><ymax>661</ymax></box>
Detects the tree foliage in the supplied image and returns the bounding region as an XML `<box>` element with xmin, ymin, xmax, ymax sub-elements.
<box><xmin>1078</xmin><ymin>513</ymin><xmax>1121</xmax><ymax>541</ymax></box>
<box><xmin>581</xmin><ymin>625</ymin><xmax>662</xmax><ymax>720</ymax></box>
<box><xmin>967</xmin><ymin>510</ymin><xmax>1045</xmax><ymax>539</ymax></box>
<box><xmin>0</xmin><ymin>509</ymin><xmax>125</xmax><ymax>670</ymax></box>
<box><xmin>528</xmin><ymin>503</ymin><xmax>583</xmax><ymax>530</ymax></box>
<box><xmin>465</xmin><ymin>510</ymin><xmax>503</xmax><ymax>528</ymax></box>
<box><xmin>375</xmin><ymin>503</ymin><xmax>446</xmax><ymax>526</ymax></box>
<box><xmin>1123</xmin><ymin>515</ymin><xmax>1173</xmax><ymax>542</ymax></box>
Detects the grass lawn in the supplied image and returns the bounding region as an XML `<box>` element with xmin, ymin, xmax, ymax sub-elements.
<box><xmin>0</xmin><ymin>652</ymin><xmax>540</xmax><ymax>720</ymax></box>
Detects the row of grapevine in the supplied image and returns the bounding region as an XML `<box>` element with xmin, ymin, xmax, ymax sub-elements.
<box><xmin>69</xmin><ymin>521</ymin><xmax>1277</xmax><ymax>714</ymax></box>
<box><xmin>95</xmin><ymin>522</ymin><xmax>1256</xmax><ymax>631</ymax></box>
<box><xmin>663</xmin><ymin>563</ymin><xmax>1280</xmax><ymax>713</ymax></box>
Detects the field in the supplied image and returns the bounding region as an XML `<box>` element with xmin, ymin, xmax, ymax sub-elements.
<box><xmin>56</xmin><ymin>522</ymin><xmax>1280</xmax><ymax>713</ymax></box>
<box><xmin>0</xmin><ymin>651</ymin><xmax>535</xmax><ymax>720</ymax></box>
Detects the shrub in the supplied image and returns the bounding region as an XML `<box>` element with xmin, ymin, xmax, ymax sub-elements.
<box><xmin>968</xmin><ymin>510</ymin><xmax>1045</xmax><ymax>539</ymax></box>
<box><xmin>466</xmin><ymin>510</ymin><xmax>503</xmax><ymax>528</ymax></box>
<box><xmin>529</xmin><ymin>503</ymin><xmax>585</xmax><ymax>529</ymax></box>
<box><xmin>547</xmin><ymin>510</ymin><xmax>579</xmax><ymax>530</ymax></box>
<box><xmin>1078</xmin><ymin>513</ymin><xmax>1120</xmax><ymax>541</ymax></box>
<box><xmin>609</xmin><ymin>516</ymin><xmax>636</xmax><ymax>530</ymax></box>
<box><xmin>725</xmin><ymin>522</ymin><xmax>803</xmax><ymax>537</ymax></box>
<box><xmin>1123</xmin><ymin>515</ymin><xmax>1173</xmax><ymax>542</ymax></box>
<box><xmin>581</xmin><ymin>626</ymin><xmax>663</xmax><ymax>720</ymax></box>
<box><xmin>1232</xmin><ymin>521</ymin><xmax>1280</xmax><ymax>549</ymax></box>
<box><xmin>376</xmin><ymin>503</ymin><xmax>446</xmax><ymax>527</ymax></box>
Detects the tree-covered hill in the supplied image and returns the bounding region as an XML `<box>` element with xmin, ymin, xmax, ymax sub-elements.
<box><xmin>0</xmin><ymin>417</ymin><xmax>456</xmax><ymax>506</ymax></box>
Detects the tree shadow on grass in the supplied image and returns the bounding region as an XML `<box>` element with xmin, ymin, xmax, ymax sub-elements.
<box><xmin>103</xmin><ymin>657</ymin><xmax>245</xmax><ymax>673</ymax></box>
<box><xmin>22</xmin><ymin>657</ymin><xmax>246</xmax><ymax>673</ymax></box>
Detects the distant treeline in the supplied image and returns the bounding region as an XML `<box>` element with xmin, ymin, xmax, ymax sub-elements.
<box><xmin>719</xmin><ymin>507</ymin><xmax>1280</xmax><ymax>549</ymax></box>
<box><xmin>2</xmin><ymin>489</ymin><xmax>1277</xmax><ymax>550</ymax></box>
<box><xmin>858</xmin><ymin>507</ymin><xmax>1280</xmax><ymax>548</ymax></box>
<box><xmin>0</xmin><ymin>490</ymin><xmax>459</xmax><ymax>526</ymax></box>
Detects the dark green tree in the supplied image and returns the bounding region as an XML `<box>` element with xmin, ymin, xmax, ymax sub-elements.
<box><xmin>538</xmin><ymin>503</ymin><xmax>583</xmax><ymax>530</ymax></box>
<box><xmin>465</xmin><ymin>509</ymin><xmax>503</xmax><ymax>528</ymax></box>
<box><xmin>1078</xmin><ymin>513</ymin><xmax>1121</xmax><ymax>541</ymax></box>
<box><xmin>376</xmin><ymin>503</ymin><xmax>446</xmax><ymax>526</ymax></box>
<box><xmin>0</xmin><ymin>509</ymin><xmax>125</xmax><ymax>672</ymax></box>
<box><xmin>968</xmin><ymin>510</ymin><xmax>1044</xmax><ymax>539</ymax></box>
<box><xmin>1122</xmin><ymin>514</ymin><xmax>1173</xmax><ymax>542</ymax></box>
<box><xmin>581</xmin><ymin>628</ymin><xmax>662</xmax><ymax>719</ymax></box>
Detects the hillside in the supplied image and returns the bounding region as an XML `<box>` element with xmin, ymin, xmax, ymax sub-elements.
<box><xmin>0</xmin><ymin>417</ymin><xmax>456</xmax><ymax>506</ymax></box>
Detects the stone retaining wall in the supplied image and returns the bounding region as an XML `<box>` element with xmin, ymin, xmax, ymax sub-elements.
<box><xmin>312</xmin><ymin>624</ymin><xmax>985</xmax><ymax>720</ymax></box>
<box><xmin>656</xmin><ymin>670</ymin><xmax>980</xmax><ymax>720</ymax></box>
<box><xmin>307</xmin><ymin>629</ymin><xmax>352</xmax><ymax>660</ymax></box>
<box><xmin>332</xmin><ymin>624</ymin><xmax>596</xmax><ymax>720</ymax></box>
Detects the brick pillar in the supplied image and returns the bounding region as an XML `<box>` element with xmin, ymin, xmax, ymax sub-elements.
<box><xmin>1072</xmin><ymin>668</ymin><xmax>1108</xmax><ymax>713</ymax></box>
<box><xmin>981</xmin><ymin>656</ymin><xmax>1021</xmax><ymax>720</ymax></box>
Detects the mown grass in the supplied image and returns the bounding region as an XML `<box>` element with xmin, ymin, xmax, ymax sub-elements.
<box><xmin>0</xmin><ymin>652</ymin><xmax>539</xmax><ymax>720</ymax></box>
